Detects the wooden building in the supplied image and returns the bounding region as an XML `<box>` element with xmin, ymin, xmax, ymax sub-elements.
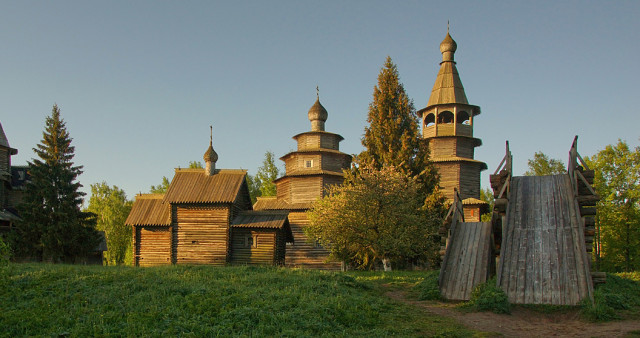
<box><xmin>417</xmin><ymin>31</ymin><xmax>488</xmax><ymax>221</ymax></box>
<box><xmin>0</xmin><ymin>122</ymin><xmax>22</xmax><ymax>232</ymax></box>
<box><xmin>254</xmin><ymin>96</ymin><xmax>352</xmax><ymax>270</ymax></box>
<box><xmin>126</xmin><ymin>133</ymin><xmax>293</xmax><ymax>267</ymax></box>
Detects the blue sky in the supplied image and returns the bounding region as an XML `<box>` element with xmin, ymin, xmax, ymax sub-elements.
<box><xmin>1</xmin><ymin>1</ymin><xmax>638</xmax><ymax>200</ymax></box>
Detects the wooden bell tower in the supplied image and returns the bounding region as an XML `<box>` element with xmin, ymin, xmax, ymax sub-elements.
<box><xmin>417</xmin><ymin>29</ymin><xmax>488</xmax><ymax>221</ymax></box>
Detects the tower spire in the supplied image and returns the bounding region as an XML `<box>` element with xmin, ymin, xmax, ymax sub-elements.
<box><xmin>203</xmin><ymin>125</ymin><xmax>218</xmax><ymax>175</ymax></box>
<box><xmin>308</xmin><ymin>88</ymin><xmax>328</xmax><ymax>131</ymax></box>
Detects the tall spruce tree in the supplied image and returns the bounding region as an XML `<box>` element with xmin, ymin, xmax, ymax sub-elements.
<box><xmin>359</xmin><ymin>56</ymin><xmax>440</xmax><ymax>198</ymax></box>
<box><xmin>13</xmin><ymin>104</ymin><xmax>99</xmax><ymax>262</ymax></box>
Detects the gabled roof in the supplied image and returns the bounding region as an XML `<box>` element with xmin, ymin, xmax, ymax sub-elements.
<box><xmin>164</xmin><ymin>168</ymin><xmax>247</xmax><ymax>204</ymax></box>
<box><xmin>253</xmin><ymin>196</ymin><xmax>312</xmax><ymax>211</ymax></box>
<box><xmin>0</xmin><ymin>122</ymin><xmax>17</xmax><ymax>155</ymax></box>
<box><xmin>231</xmin><ymin>211</ymin><xmax>294</xmax><ymax>243</ymax></box>
<box><xmin>125</xmin><ymin>194</ymin><xmax>171</xmax><ymax>226</ymax></box>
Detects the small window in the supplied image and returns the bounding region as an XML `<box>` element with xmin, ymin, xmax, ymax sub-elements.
<box><xmin>305</xmin><ymin>160</ymin><xmax>313</xmax><ymax>168</ymax></box>
<box><xmin>245</xmin><ymin>234</ymin><xmax>257</xmax><ymax>248</ymax></box>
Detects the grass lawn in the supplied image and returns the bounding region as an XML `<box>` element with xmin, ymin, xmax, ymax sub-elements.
<box><xmin>0</xmin><ymin>264</ymin><xmax>473</xmax><ymax>337</ymax></box>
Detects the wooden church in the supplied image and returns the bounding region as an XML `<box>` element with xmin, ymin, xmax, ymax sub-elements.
<box><xmin>254</xmin><ymin>95</ymin><xmax>352</xmax><ymax>270</ymax></box>
<box><xmin>417</xmin><ymin>30</ymin><xmax>488</xmax><ymax>221</ymax></box>
<box><xmin>125</xmin><ymin>131</ymin><xmax>293</xmax><ymax>266</ymax></box>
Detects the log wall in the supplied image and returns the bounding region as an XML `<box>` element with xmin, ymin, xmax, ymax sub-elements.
<box><xmin>459</xmin><ymin>163</ymin><xmax>482</xmax><ymax>199</ymax></box>
<box><xmin>230</xmin><ymin>229</ymin><xmax>276</xmax><ymax>265</ymax></box>
<box><xmin>319</xmin><ymin>134</ymin><xmax>339</xmax><ymax>150</ymax></box>
<box><xmin>135</xmin><ymin>226</ymin><xmax>172</xmax><ymax>266</ymax></box>
<box><xmin>435</xmin><ymin>162</ymin><xmax>461</xmax><ymax>200</ymax></box>
<box><xmin>290</xmin><ymin>176</ymin><xmax>323</xmax><ymax>203</ymax></box>
<box><xmin>172</xmin><ymin>205</ymin><xmax>230</xmax><ymax>265</ymax></box>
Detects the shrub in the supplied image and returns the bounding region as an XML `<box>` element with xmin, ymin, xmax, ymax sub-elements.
<box><xmin>463</xmin><ymin>277</ymin><xmax>511</xmax><ymax>314</ymax></box>
<box><xmin>0</xmin><ymin>236</ymin><xmax>10</xmax><ymax>266</ymax></box>
<box><xmin>581</xmin><ymin>273</ymin><xmax>640</xmax><ymax>322</ymax></box>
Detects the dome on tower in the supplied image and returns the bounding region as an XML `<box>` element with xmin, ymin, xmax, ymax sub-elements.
<box><xmin>440</xmin><ymin>32</ymin><xmax>457</xmax><ymax>54</ymax></box>
<box><xmin>203</xmin><ymin>143</ymin><xmax>218</xmax><ymax>163</ymax></box>
<box><xmin>308</xmin><ymin>99</ymin><xmax>328</xmax><ymax>123</ymax></box>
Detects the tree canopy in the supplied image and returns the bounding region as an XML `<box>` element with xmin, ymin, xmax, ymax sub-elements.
<box><xmin>11</xmin><ymin>104</ymin><xmax>100</xmax><ymax>262</ymax></box>
<box><xmin>358</xmin><ymin>56</ymin><xmax>438</xmax><ymax>196</ymax></box>
<box><xmin>306</xmin><ymin>165</ymin><xmax>442</xmax><ymax>270</ymax></box>
<box><xmin>86</xmin><ymin>182</ymin><xmax>133</xmax><ymax>265</ymax></box>
<box><xmin>524</xmin><ymin>151</ymin><xmax>565</xmax><ymax>176</ymax></box>
<box><xmin>248</xmin><ymin>151</ymin><xmax>281</xmax><ymax>204</ymax></box>
<box><xmin>586</xmin><ymin>140</ymin><xmax>640</xmax><ymax>272</ymax></box>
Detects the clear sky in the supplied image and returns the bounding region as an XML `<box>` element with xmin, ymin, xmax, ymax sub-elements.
<box><xmin>1</xmin><ymin>1</ymin><xmax>638</xmax><ymax>201</ymax></box>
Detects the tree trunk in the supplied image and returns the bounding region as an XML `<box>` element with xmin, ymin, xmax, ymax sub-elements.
<box><xmin>382</xmin><ymin>258</ymin><xmax>392</xmax><ymax>271</ymax></box>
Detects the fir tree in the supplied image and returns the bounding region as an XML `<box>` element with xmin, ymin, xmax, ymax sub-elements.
<box><xmin>13</xmin><ymin>104</ymin><xmax>99</xmax><ymax>262</ymax></box>
<box><xmin>359</xmin><ymin>56</ymin><xmax>440</xmax><ymax>198</ymax></box>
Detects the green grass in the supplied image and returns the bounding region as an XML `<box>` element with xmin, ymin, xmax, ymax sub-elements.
<box><xmin>0</xmin><ymin>264</ymin><xmax>473</xmax><ymax>337</ymax></box>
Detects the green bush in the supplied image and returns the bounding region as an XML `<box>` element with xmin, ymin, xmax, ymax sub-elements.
<box><xmin>0</xmin><ymin>236</ymin><xmax>10</xmax><ymax>266</ymax></box>
<box><xmin>415</xmin><ymin>270</ymin><xmax>441</xmax><ymax>300</ymax></box>
<box><xmin>581</xmin><ymin>273</ymin><xmax>640</xmax><ymax>322</ymax></box>
<box><xmin>463</xmin><ymin>277</ymin><xmax>511</xmax><ymax>314</ymax></box>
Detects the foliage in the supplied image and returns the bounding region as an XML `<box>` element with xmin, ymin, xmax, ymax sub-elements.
<box><xmin>255</xmin><ymin>151</ymin><xmax>280</xmax><ymax>197</ymax></box>
<box><xmin>188</xmin><ymin>161</ymin><xmax>203</xmax><ymax>169</ymax></box>
<box><xmin>307</xmin><ymin>165</ymin><xmax>443</xmax><ymax>270</ymax></box>
<box><xmin>11</xmin><ymin>105</ymin><xmax>100</xmax><ymax>262</ymax></box>
<box><xmin>246</xmin><ymin>174</ymin><xmax>261</xmax><ymax>205</ymax></box>
<box><xmin>149</xmin><ymin>176</ymin><xmax>170</xmax><ymax>194</ymax></box>
<box><xmin>461</xmin><ymin>277</ymin><xmax>511</xmax><ymax>314</ymax></box>
<box><xmin>0</xmin><ymin>264</ymin><xmax>472</xmax><ymax>337</ymax></box>
<box><xmin>358</xmin><ymin>56</ymin><xmax>439</xmax><ymax>198</ymax></box>
<box><xmin>524</xmin><ymin>151</ymin><xmax>565</xmax><ymax>176</ymax></box>
<box><xmin>414</xmin><ymin>270</ymin><xmax>442</xmax><ymax>300</ymax></box>
<box><xmin>85</xmin><ymin>182</ymin><xmax>133</xmax><ymax>265</ymax></box>
<box><xmin>479</xmin><ymin>187</ymin><xmax>494</xmax><ymax>222</ymax></box>
<box><xmin>0</xmin><ymin>236</ymin><xmax>10</xmax><ymax>266</ymax></box>
<box><xmin>585</xmin><ymin>140</ymin><xmax>640</xmax><ymax>272</ymax></box>
<box><xmin>580</xmin><ymin>273</ymin><xmax>640</xmax><ymax>322</ymax></box>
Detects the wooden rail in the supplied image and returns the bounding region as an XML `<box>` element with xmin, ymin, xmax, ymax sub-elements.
<box><xmin>568</xmin><ymin>135</ymin><xmax>596</xmax><ymax>197</ymax></box>
<box><xmin>490</xmin><ymin>141</ymin><xmax>512</xmax><ymax>213</ymax></box>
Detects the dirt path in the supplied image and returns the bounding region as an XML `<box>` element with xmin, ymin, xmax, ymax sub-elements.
<box><xmin>385</xmin><ymin>290</ymin><xmax>640</xmax><ymax>337</ymax></box>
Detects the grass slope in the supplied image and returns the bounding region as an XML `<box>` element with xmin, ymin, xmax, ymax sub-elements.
<box><xmin>0</xmin><ymin>264</ymin><xmax>471</xmax><ymax>337</ymax></box>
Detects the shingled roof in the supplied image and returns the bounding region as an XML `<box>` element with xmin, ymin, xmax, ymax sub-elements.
<box><xmin>426</xmin><ymin>32</ymin><xmax>469</xmax><ymax>107</ymax></box>
<box><xmin>164</xmin><ymin>168</ymin><xmax>247</xmax><ymax>204</ymax></box>
<box><xmin>125</xmin><ymin>194</ymin><xmax>171</xmax><ymax>226</ymax></box>
<box><xmin>0</xmin><ymin>122</ymin><xmax>17</xmax><ymax>155</ymax></box>
<box><xmin>253</xmin><ymin>196</ymin><xmax>312</xmax><ymax>211</ymax></box>
<box><xmin>231</xmin><ymin>211</ymin><xmax>293</xmax><ymax>243</ymax></box>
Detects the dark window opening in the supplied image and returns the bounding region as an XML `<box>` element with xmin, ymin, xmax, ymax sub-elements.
<box><xmin>437</xmin><ymin>111</ymin><xmax>454</xmax><ymax>124</ymax></box>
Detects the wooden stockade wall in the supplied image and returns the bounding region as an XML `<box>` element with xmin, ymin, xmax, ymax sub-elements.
<box><xmin>439</xmin><ymin>222</ymin><xmax>494</xmax><ymax>300</ymax></box>
<box><xmin>172</xmin><ymin>205</ymin><xmax>230</xmax><ymax>265</ymax></box>
<box><xmin>497</xmin><ymin>175</ymin><xmax>593</xmax><ymax>305</ymax></box>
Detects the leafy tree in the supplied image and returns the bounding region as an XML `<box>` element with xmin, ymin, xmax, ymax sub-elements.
<box><xmin>306</xmin><ymin>165</ymin><xmax>442</xmax><ymax>271</ymax></box>
<box><xmin>586</xmin><ymin>140</ymin><xmax>640</xmax><ymax>272</ymax></box>
<box><xmin>524</xmin><ymin>151</ymin><xmax>565</xmax><ymax>176</ymax></box>
<box><xmin>255</xmin><ymin>151</ymin><xmax>280</xmax><ymax>197</ymax></box>
<box><xmin>11</xmin><ymin>104</ymin><xmax>100</xmax><ymax>262</ymax></box>
<box><xmin>188</xmin><ymin>161</ymin><xmax>203</xmax><ymax>169</ymax></box>
<box><xmin>149</xmin><ymin>176</ymin><xmax>170</xmax><ymax>194</ymax></box>
<box><xmin>246</xmin><ymin>174</ymin><xmax>261</xmax><ymax>205</ymax></box>
<box><xmin>359</xmin><ymin>56</ymin><xmax>438</xmax><ymax>197</ymax></box>
<box><xmin>479</xmin><ymin>187</ymin><xmax>494</xmax><ymax>222</ymax></box>
<box><xmin>86</xmin><ymin>182</ymin><xmax>133</xmax><ymax>265</ymax></box>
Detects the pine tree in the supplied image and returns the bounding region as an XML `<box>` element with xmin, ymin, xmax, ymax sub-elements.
<box><xmin>13</xmin><ymin>104</ymin><xmax>99</xmax><ymax>262</ymax></box>
<box><xmin>359</xmin><ymin>56</ymin><xmax>440</xmax><ymax>198</ymax></box>
<box><xmin>256</xmin><ymin>151</ymin><xmax>280</xmax><ymax>197</ymax></box>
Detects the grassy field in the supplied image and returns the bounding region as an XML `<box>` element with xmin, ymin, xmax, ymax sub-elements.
<box><xmin>0</xmin><ymin>264</ymin><xmax>472</xmax><ymax>337</ymax></box>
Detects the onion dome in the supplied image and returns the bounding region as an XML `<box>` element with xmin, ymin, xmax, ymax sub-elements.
<box><xmin>308</xmin><ymin>98</ymin><xmax>328</xmax><ymax>131</ymax></box>
<box><xmin>203</xmin><ymin>142</ymin><xmax>218</xmax><ymax>163</ymax></box>
<box><xmin>440</xmin><ymin>32</ymin><xmax>457</xmax><ymax>62</ymax></box>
